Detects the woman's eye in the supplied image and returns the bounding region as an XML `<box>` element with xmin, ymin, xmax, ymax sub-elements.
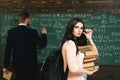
<box><xmin>74</xmin><ymin>26</ymin><xmax>79</xmax><ymax>28</ymax></box>
<box><xmin>81</xmin><ymin>27</ymin><xmax>84</xmax><ymax>29</ymax></box>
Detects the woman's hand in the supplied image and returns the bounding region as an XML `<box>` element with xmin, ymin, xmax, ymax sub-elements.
<box><xmin>88</xmin><ymin>69</ymin><xmax>98</xmax><ymax>75</ymax></box>
<box><xmin>83</xmin><ymin>29</ymin><xmax>93</xmax><ymax>41</ymax></box>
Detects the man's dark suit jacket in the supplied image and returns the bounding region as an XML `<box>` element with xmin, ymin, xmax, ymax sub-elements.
<box><xmin>3</xmin><ymin>25</ymin><xmax>47</xmax><ymax>73</ymax></box>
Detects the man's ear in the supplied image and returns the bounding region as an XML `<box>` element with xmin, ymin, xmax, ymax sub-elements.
<box><xmin>25</xmin><ymin>18</ymin><xmax>30</xmax><ymax>24</ymax></box>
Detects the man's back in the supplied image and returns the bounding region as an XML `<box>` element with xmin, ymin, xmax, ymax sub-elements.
<box><xmin>4</xmin><ymin>25</ymin><xmax>47</xmax><ymax>72</ymax></box>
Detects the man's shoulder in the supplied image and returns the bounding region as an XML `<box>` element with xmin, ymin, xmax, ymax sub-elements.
<box><xmin>7</xmin><ymin>26</ymin><xmax>17</xmax><ymax>32</ymax></box>
<box><xmin>28</xmin><ymin>27</ymin><xmax>37</xmax><ymax>32</ymax></box>
<box><xmin>8</xmin><ymin>26</ymin><xmax>36</xmax><ymax>32</ymax></box>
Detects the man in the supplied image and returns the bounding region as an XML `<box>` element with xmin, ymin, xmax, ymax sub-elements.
<box><xmin>3</xmin><ymin>12</ymin><xmax>47</xmax><ymax>80</ymax></box>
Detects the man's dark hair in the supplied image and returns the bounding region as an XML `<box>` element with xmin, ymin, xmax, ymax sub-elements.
<box><xmin>19</xmin><ymin>12</ymin><xmax>29</xmax><ymax>23</ymax></box>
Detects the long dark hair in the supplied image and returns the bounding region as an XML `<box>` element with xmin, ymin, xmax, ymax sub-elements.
<box><xmin>60</xmin><ymin>18</ymin><xmax>87</xmax><ymax>54</ymax></box>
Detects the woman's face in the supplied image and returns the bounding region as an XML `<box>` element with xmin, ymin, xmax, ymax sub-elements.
<box><xmin>72</xmin><ymin>22</ymin><xmax>84</xmax><ymax>39</ymax></box>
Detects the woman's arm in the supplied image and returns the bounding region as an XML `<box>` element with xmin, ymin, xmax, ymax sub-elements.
<box><xmin>64</xmin><ymin>40</ymin><xmax>97</xmax><ymax>75</ymax></box>
<box><xmin>83</xmin><ymin>29</ymin><xmax>99</xmax><ymax>55</ymax></box>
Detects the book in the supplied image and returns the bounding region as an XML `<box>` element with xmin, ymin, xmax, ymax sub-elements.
<box><xmin>78</xmin><ymin>45</ymin><xmax>92</xmax><ymax>52</ymax></box>
<box><xmin>83</xmin><ymin>61</ymin><xmax>95</xmax><ymax>68</ymax></box>
<box><xmin>78</xmin><ymin>45</ymin><xmax>98</xmax><ymax>57</ymax></box>
<box><xmin>84</xmin><ymin>55</ymin><xmax>97</xmax><ymax>59</ymax></box>
<box><xmin>85</xmin><ymin>48</ymin><xmax>97</xmax><ymax>56</ymax></box>
<box><xmin>84</xmin><ymin>65</ymin><xmax>99</xmax><ymax>71</ymax></box>
<box><xmin>84</xmin><ymin>57</ymin><xmax>97</xmax><ymax>63</ymax></box>
<box><xmin>3</xmin><ymin>71</ymin><xmax>12</xmax><ymax>80</ymax></box>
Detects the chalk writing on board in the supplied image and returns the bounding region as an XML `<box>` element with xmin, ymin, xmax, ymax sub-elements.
<box><xmin>0</xmin><ymin>13</ymin><xmax>120</xmax><ymax>65</ymax></box>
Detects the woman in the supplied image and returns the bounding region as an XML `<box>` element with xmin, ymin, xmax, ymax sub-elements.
<box><xmin>61</xmin><ymin>18</ymin><xmax>98</xmax><ymax>80</ymax></box>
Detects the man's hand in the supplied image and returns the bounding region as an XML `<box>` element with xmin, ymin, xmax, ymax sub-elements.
<box><xmin>41</xmin><ymin>27</ymin><xmax>47</xmax><ymax>34</ymax></box>
<box><xmin>3</xmin><ymin>67</ymin><xmax>9</xmax><ymax>74</ymax></box>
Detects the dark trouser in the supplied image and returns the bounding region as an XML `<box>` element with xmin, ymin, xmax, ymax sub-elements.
<box><xmin>14</xmin><ymin>70</ymin><xmax>38</xmax><ymax>80</ymax></box>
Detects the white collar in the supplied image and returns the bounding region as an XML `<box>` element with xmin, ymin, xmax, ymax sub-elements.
<box><xmin>18</xmin><ymin>23</ymin><xmax>27</xmax><ymax>26</ymax></box>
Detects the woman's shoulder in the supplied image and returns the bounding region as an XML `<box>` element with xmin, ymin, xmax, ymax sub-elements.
<box><xmin>63</xmin><ymin>40</ymin><xmax>76</xmax><ymax>47</ymax></box>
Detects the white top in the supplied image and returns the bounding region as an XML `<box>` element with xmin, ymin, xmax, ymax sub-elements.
<box><xmin>62</xmin><ymin>40</ymin><xmax>87</xmax><ymax>80</ymax></box>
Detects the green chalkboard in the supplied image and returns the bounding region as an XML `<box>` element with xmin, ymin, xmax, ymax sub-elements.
<box><xmin>0</xmin><ymin>13</ymin><xmax>120</xmax><ymax>65</ymax></box>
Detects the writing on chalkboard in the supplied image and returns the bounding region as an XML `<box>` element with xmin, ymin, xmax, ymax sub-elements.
<box><xmin>0</xmin><ymin>13</ymin><xmax>120</xmax><ymax>65</ymax></box>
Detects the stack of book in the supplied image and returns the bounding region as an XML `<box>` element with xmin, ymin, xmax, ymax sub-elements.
<box><xmin>78</xmin><ymin>45</ymin><xmax>99</xmax><ymax>71</ymax></box>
